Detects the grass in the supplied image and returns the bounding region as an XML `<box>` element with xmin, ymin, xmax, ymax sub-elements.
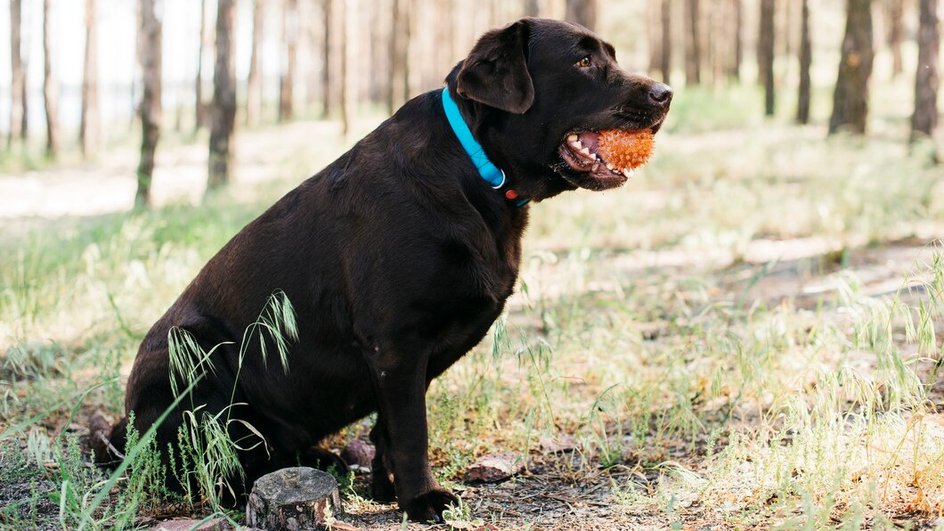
<box><xmin>2</xmin><ymin>79</ymin><xmax>944</xmax><ymax>529</ymax></box>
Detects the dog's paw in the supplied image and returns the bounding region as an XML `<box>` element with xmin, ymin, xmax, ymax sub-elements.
<box><xmin>401</xmin><ymin>488</ymin><xmax>460</xmax><ymax>523</ymax></box>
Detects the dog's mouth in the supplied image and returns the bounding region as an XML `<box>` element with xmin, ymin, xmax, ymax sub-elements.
<box><xmin>556</xmin><ymin>122</ymin><xmax>663</xmax><ymax>191</ymax></box>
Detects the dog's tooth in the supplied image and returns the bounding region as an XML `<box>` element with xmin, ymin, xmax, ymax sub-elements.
<box><xmin>622</xmin><ymin>168</ymin><xmax>633</xmax><ymax>179</ymax></box>
<box><xmin>606</xmin><ymin>163</ymin><xmax>615</xmax><ymax>171</ymax></box>
<box><xmin>592</xmin><ymin>162</ymin><xmax>600</xmax><ymax>172</ymax></box>
<box><xmin>580</xmin><ymin>147</ymin><xmax>592</xmax><ymax>156</ymax></box>
<box><xmin>572</xmin><ymin>140</ymin><xmax>583</xmax><ymax>148</ymax></box>
<box><xmin>567</xmin><ymin>134</ymin><xmax>578</xmax><ymax>142</ymax></box>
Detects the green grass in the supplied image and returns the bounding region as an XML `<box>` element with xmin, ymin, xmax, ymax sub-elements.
<box><xmin>3</xmin><ymin>82</ymin><xmax>944</xmax><ymax>528</ymax></box>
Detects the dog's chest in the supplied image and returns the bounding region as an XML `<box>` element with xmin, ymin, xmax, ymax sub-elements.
<box><xmin>424</xmin><ymin>225</ymin><xmax>522</xmax><ymax>373</ymax></box>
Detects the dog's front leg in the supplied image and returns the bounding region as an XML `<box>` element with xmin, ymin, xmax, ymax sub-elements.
<box><xmin>364</xmin><ymin>347</ymin><xmax>458</xmax><ymax>522</ymax></box>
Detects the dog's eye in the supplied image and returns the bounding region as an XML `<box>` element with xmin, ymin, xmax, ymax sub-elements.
<box><xmin>576</xmin><ymin>56</ymin><xmax>592</xmax><ymax>68</ymax></box>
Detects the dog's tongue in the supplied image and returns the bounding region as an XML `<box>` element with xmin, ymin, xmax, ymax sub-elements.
<box><xmin>596</xmin><ymin>129</ymin><xmax>655</xmax><ymax>171</ymax></box>
<box><xmin>576</xmin><ymin>131</ymin><xmax>601</xmax><ymax>153</ymax></box>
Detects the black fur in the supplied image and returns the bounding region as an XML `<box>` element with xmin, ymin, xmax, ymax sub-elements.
<box><xmin>93</xmin><ymin>18</ymin><xmax>671</xmax><ymax>522</ymax></box>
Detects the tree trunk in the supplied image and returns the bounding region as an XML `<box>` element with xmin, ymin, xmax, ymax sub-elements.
<box><xmin>80</xmin><ymin>0</ymin><xmax>99</xmax><ymax>157</ymax></box>
<box><xmin>525</xmin><ymin>0</ymin><xmax>540</xmax><ymax>16</ymax></box>
<box><xmin>136</xmin><ymin>0</ymin><xmax>162</xmax><ymax>209</ymax></box>
<box><xmin>648</xmin><ymin>1</ymin><xmax>661</xmax><ymax>77</ymax></box>
<box><xmin>322</xmin><ymin>0</ymin><xmax>333</xmax><ymax>117</ymax></box>
<box><xmin>685</xmin><ymin>0</ymin><xmax>701</xmax><ymax>85</ymax></box>
<box><xmin>279</xmin><ymin>0</ymin><xmax>297</xmax><ymax>122</ymax></box>
<box><xmin>246</xmin><ymin>468</ymin><xmax>341</xmax><ymax>530</ymax></box>
<box><xmin>9</xmin><ymin>0</ymin><xmax>26</xmax><ymax>147</ymax></box>
<box><xmin>42</xmin><ymin>0</ymin><xmax>59</xmax><ymax>158</ymax></box>
<box><xmin>565</xmin><ymin>0</ymin><xmax>596</xmax><ymax>31</ymax></box>
<box><xmin>387</xmin><ymin>0</ymin><xmax>411</xmax><ymax>114</ymax></box>
<box><xmin>208</xmin><ymin>0</ymin><xmax>237</xmax><ymax>189</ymax></box>
<box><xmin>888</xmin><ymin>0</ymin><xmax>905</xmax><ymax>77</ymax></box>
<box><xmin>246</xmin><ymin>0</ymin><xmax>264</xmax><ymax>127</ymax></box>
<box><xmin>778</xmin><ymin>0</ymin><xmax>792</xmax><ymax>60</ymax></box>
<box><xmin>708</xmin><ymin>0</ymin><xmax>723</xmax><ymax>85</ymax></box>
<box><xmin>340</xmin><ymin>0</ymin><xmax>352</xmax><ymax>136</ymax></box>
<box><xmin>758</xmin><ymin>0</ymin><xmax>775</xmax><ymax>115</ymax></box>
<box><xmin>661</xmin><ymin>0</ymin><xmax>672</xmax><ymax>85</ymax></box>
<box><xmin>797</xmin><ymin>0</ymin><xmax>812</xmax><ymax>124</ymax></box>
<box><xmin>305</xmin><ymin>1</ymin><xmax>322</xmax><ymax>109</ymax></box>
<box><xmin>912</xmin><ymin>0</ymin><xmax>939</xmax><ymax>140</ymax></box>
<box><xmin>729</xmin><ymin>0</ymin><xmax>742</xmax><ymax>81</ymax></box>
<box><xmin>195</xmin><ymin>0</ymin><xmax>208</xmax><ymax>131</ymax></box>
<box><xmin>829</xmin><ymin>0</ymin><xmax>874</xmax><ymax>135</ymax></box>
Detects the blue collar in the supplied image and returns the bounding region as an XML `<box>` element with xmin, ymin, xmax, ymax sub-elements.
<box><xmin>441</xmin><ymin>87</ymin><xmax>528</xmax><ymax>207</ymax></box>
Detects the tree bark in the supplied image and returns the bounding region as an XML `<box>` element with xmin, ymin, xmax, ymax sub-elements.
<box><xmin>246</xmin><ymin>0</ymin><xmax>265</xmax><ymax>127</ymax></box>
<box><xmin>279</xmin><ymin>0</ymin><xmax>297</xmax><ymax>122</ymax></box>
<box><xmin>525</xmin><ymin>0</ymin><xmax>540</xmax><ymax>16</ymax></box>
<box><xmin>708</xmin><ymin>0</ymin><xmax>724</xmax><ymax>85</ymax></box>
<box><xmin>245</xmin><ymin>468</ymin><xmax>341</xmax><ymax>530</ymax></box>
<box><xmin>136</xmin><ymin>0</ymin><xmax>162</xmax><ymax>209</ymax></box>
<box><xmin>340</xmin><ymin>0</ymin><xmax>352</xmax><ymax>136</ymax></box>
<box><xmin>387</xmin><ymin>0</ymin><xmax>411</xmax><ymax>114</ymax></box>
<box><xmin>888</xmin><ymin>0</ymin><xmax>905</xmax><ymax>77</ymax></box>
<box><xmin>322</xmin><ymin>0</ymin><xmax>333</xmax><ymax>117</ymax></box>
<box><xmin>778</xmin><ymin>0</ymin><xmax>793</xmax><ymax>60</ymax></box>
<box><xmin>648</xmin><ymin>1</ymin><xmax>661</xmax><ymax>77</ymax></box>
<box><xmin>195</xmin><ymin>0</ymin><xmax>209</xmax><ymax>131</ymax></box>
<box><xmin>208</xmin><ymin>0</ymin><xmax>237</xmax><ymax>189</ymax></box>
<box><xmin>829</xmin><ymin>0</ymin><xmax>874</xmax><ymax>135</ymax></box>
<box><xmin>797</xmin><ymin>0</ymin><xmax>812</xmax><ymax>124</ymax></box>
<box><xmin>661</xmin><ymin>0</ymin><xmax>672</xmax><ymax>85</ymax></box>
<box><xmin>9</xmin><ymin>0</ymin><xmax>26</xmax><ymax>147</ymax></box>
<box><xmin>685</xmin><ymin>0</ymin><xmax>701</xmax><ymax>85</ymax></box>
<box><xmin>912</xmin><ymin>0</ymin><xmax>939</xmax><ymax>140</ymax></box>
<box><xmin>80</xmin><ymin>0</ymin><xmax>99</xmax><ymax>157</ymax></box>
<box><xmin>42</xmin><ymin>0</ymin><xmax>59</xmax><ymax>158</ymax></box>
<box><xmin>565</xmin><ymin>0</ymin><xmax>597</xmax><ymax>31</ymax></box>
<box><xmin>305</xmin><ymin>1</ymin><xmax>322</xmax><ymax>109</ymax></box>
<box><xmin>758</xmin><ymin>0</ymin><xmax>775</xmax><ymax>115</ymax></box>
<box><xmin>729</xmin><ymin>0</ymin><xmax>742</xmax><ymax>81</ymax></box>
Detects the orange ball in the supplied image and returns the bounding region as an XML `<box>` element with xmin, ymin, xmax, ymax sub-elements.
<box><xmin>597</xmin><ymin>129</ymin><xmax>655</xmax><ymax>170</ymax></box>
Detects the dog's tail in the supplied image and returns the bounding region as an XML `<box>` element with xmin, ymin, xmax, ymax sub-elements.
<box><xmin>89</xmin><ymin>411</ymin><xmax>127</xmax><ymax>467</ymax></box>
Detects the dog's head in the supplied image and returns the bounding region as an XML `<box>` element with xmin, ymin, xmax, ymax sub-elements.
<box><xmin>447</xmin><ymin>18</ymin><xmax>672</xmax><ymax>201</ymax></box>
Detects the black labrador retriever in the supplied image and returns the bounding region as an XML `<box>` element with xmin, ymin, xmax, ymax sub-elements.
<box><xmin>93</xmin><ymin>17</ymin><xmax>671</xmax><ymax>522</ymax></box>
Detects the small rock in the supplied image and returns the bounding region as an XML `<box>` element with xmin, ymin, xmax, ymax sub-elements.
<box><xmin>152</xmin><ymin>518</ymin><xmax>231</xmax><ymax>531</ymax></box>
<box><xmin>465</xmin><ymin>453</ymin><xmax>525</xmax><ymax>483</ymax></box>
<box><xmin>537</xmin><ymin>434</ymin><xmax>577</xmax><ymax>454</ymax></box>
<box><xmin>340</xmin><ymin>438</ymin><xmax>375</xmax><ymax>469</ymax></box>
<box><xmin>246</xmin><ymin>467</ymin><xmax>342</xmax><ymax>530</ymax></box>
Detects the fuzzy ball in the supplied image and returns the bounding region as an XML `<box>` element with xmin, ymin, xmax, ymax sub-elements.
<box><xmin>597</xmin><ymin>129</ymin><xmax>655</xmax><ymax>170</ymax></box>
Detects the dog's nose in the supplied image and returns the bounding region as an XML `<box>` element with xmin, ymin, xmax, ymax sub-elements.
<box><xmin>648</xmin><ymin>83</ymin><xmax>673</xmax><ymax>106</ymax></box>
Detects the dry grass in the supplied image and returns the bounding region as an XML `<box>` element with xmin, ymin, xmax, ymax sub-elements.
<box><xmin>2</xmin><ymin>82</ymin><xmax>944</xmax><ymax>529</ymax></box>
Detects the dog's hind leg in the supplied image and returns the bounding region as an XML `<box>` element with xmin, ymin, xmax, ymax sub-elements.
<box><xmin>369</xmin><ymin>419</ymin><xmax>396</xmax><ymax>502</ymax></box>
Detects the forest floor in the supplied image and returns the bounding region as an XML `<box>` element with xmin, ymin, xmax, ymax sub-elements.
<box><xmin>3</xmin><ymin>87</ymin><xmax>944</xmax><ymax>530</ymax></box>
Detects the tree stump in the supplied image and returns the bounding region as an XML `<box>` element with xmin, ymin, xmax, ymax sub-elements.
<box><xmin>246</xmin><ymin>467</ymin><xmax>341</xmax><ymax>530</ymax></box>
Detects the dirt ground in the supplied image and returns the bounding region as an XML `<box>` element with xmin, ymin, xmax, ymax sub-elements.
<box><xmin>4</xmin><ymin>120</ymin><xmax>944</xmax><ymax>530</ymax></box>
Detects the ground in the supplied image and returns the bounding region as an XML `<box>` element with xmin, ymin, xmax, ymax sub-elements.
<box><xmin>2</xmin><ymin>85</ymin><xmax>944</xmax><ymax>530</ymax></box>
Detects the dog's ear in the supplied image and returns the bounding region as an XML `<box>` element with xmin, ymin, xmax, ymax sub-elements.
<box><xmin>456</xmin><ymin>20</ymin><xmax>534</xmax><ymax>114</ymax></box>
